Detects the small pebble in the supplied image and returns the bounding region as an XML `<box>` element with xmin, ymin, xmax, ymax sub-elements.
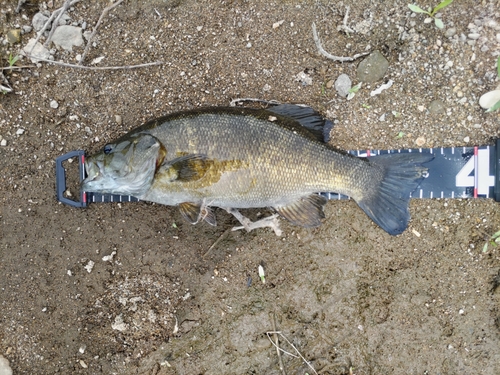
<box><xmin>464</xmin><ymin>136</ymin><xmax>470</xmax><ymax>143</ymax></box>
<box><xmin>468</xmin><ymin>33</ymin><xmax>480</xmax><ymax>40</ymax></box>
<box><xmin>50</xmin><ymin>100</ymin><xmax>59</xmax><ymax>109</ymax></box>
<box><xmin>16</xmin><ymin>128</ymin><xmax>25</xmax><ymax>135</ymax></box>
<box><xmin>272</xmin><ymin>20</ymin><xmax>284</xmax><ymax>29</ymax></box>
<box><xmin>6</xmin><ymin>29</ymin><xmax>21</xmax><ymax>44</ymax></box>
<box><xmin>22</xmin><ymin>25</ymin><xmax>32</xmax><ymax>34</ymax></box>
<box><xmin>415</xmin><ymin>137</ymin><xmax>426</xmax><ymax>147</ymax></box>
<box><xmin>445</xmin><ymin>27</ymin><xmax>456</xmax><ymax>37</ymax></box>
<box><xmin>115</xmin><ymin>115</ymin><xmax>122</xmax><ymax>125</ymax></box>
<box><xmin>0</xmin><ymin>139</ymin><xmax>6</xmax><ymax>146</ymax></box>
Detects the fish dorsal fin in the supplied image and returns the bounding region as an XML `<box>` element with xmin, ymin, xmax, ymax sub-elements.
<box><xmin>266</xmin><ymin>104</ymin><xmax>333</xmax><ymax>143</ymax></box>
<box><xmin>159</xmin><ymin>154</ymin><xmax>209</xmax><ymax>182</ymax></box>
<box><xmin>274</xmin><ymin>194</ymin><xmax>327</xmax><ymax>228</ymax></box>
<box><xmin>179</xmin><ymin>202</ymin><xmax>217</xmax><ymax>226</ymax></box>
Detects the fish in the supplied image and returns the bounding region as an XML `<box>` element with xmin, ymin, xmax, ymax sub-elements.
<box><xmin>81</xmin><ymin>104</ymin><xmax>434</xmax><ymax>236</ymax></box>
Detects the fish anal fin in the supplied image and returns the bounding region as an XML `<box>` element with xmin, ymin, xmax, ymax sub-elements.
<box><xmin>274</xmin><ymin>194</ymin><xmax>327</xmax><ymax>228</ymax></box>
<box><xmin>179</xmin><ymin>202</ymin><xmax>217</xmax><ymax>226</ymax></box>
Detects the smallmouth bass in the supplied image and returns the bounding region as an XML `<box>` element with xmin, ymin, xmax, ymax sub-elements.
<box><xmin>81</xmin><ymin>104</ymin><xmax>433</xmax><ymax>235</ymax></box>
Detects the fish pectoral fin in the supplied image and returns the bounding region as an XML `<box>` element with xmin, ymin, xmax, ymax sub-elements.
<box><xmin>162</xmin><ymin>154</ymin><xmax>209</xmax><ymax>182</ymax></box>
<box><xmin>179</xmin><ymin>202</ymin><xmax>217</xmax><ymax>226</ymax></box>
<box><xmin>274</xmin><ymin>194</ymin><xmax>327</xmax><ymax>228</ymax></box>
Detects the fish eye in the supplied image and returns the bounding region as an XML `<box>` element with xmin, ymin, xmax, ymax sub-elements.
<box><xmin>103</xmin><ymin>144</ymin><xmax>113</xmax><ymax>154</ymax></box>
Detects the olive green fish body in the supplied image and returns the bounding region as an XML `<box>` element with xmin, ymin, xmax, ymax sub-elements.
<box><xmin>82</xmin><ymin>105</ymin><xmax>433</xmax><ymax>235</ymax></box>
<box><xmin>140</xmin><ymin>109</ymin><xmax>366</xmax><ymax>208</ymax></box>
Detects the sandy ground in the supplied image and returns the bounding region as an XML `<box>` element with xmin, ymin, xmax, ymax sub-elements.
<box><xmin>1</xmin><ymin>0</ymin><xmax>500</xmax><ymax>374</ymax></box>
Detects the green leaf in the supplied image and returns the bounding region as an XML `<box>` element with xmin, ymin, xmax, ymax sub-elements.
<box><xmin>491</xmin><ymin>230</ymin><xmax>500</xmax><ymax>239</ymax></box>
<box><xmin>486</xmin><ymin>99</ymin><xmax>500</xmax><ymax>113</ymax></box>
<box><xmin>482</xmin><ymin>242</ymin><xmax>489</xmax><ymax>253</ymax></box>
<box><xmin>408</xmin><ymin>4</ymin><xmax>429</xmax><ymax>14</ymax></box>
<box><xmin>432</xmin><ymin>0</ymin><xmax>454</xmax><ymax>16</ymax></box>
<box><xmin>497</xmin><ymin>55</ymin><xmax>500</xmax><ymax>79</ymax></box>
<box><xmin>434</xmin><ymin>18</ymin><xmax>444</xmax><ymax>29</ymax></box>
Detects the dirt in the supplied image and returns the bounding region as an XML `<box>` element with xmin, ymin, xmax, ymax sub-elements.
<box><xmin>1</xmin><ymin>0</ymin><xmax>500</xmax><ymax>374</ymax></box>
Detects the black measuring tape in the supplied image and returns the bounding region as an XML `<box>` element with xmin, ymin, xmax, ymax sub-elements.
<box><xmin>56</xmin><ymin>139</ymin><xmax>500</xmax><ymax>208</ymax></box>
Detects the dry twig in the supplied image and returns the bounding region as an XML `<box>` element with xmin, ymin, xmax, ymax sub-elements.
<box><xmin>80</xmin><ymin>0</ymin><xmax>124</xmax><ymax>65</ymax></box>
<box><xmin>337</xmin><ymin>5</ymin><xmax>355</xmax><ymax>35</ymax></box>
<box><xmin>203</xmin><ymin>227</ymin><xmax>232</xmax><ymax>257</ymax></box>
<box><xmin>45</xmin><ymin>0</ymin><xmax>73</xmax><ymax>46</ymax></box>
<box><xmin>312</xmin><ymin>22</ymin><xmax>369</xmax><ymax>62</ymax></box>
<box><xmin>266</xmin><ymin>330</ymin><xmax>318</xmax><ymax>375</ymax></box>
<box><xmin>271</xmin><ymin>313</ymin><xmax>287</xmax><ymax>375</ymax></box>
<box><xmin>29</xmin><ymin>0</ymin><xmax>82</xmax><ymax>55</ymax></box>
<box><xmin>23</xmin><ymin>53</ymin><xmax>162</xmax><ymax>70</ymax></box>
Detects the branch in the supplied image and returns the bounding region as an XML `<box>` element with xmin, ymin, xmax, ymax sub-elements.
<box><xmin>80</xmin><ymin>0</ymin><xmax>124</xmax><ymax>65</ymax></box>
<box><xmin>23</xmin><ymin>54</ymin><xmax>162</xmax><ymax>70</ymax></box>
<box><xmin>312</xmin><ymin>22</ymin><xmax>369</xmax><ymax>62</ymax></box>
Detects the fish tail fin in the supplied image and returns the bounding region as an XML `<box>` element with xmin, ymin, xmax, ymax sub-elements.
<box><xmin>356</xmin><ymin>153</ymin><xmax>433</xmax><ymax>235</ymax></box>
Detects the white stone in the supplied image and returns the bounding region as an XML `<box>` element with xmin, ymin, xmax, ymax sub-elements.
<box><xmin>51</xmin><ymin>25</ymin><xmax>83</xmax><ymax>51</ymax></box>
<box><xmin>479</xmin><ymin>90</ymin><xmax>500</xmax><ymax>109</ymax></box>
<box><xmin>84</xmin><ymin>260</ymin><xmax>94</xmax><ymax>273</ymax></box>
<box><xmin>22</xmin><ymin>38</ymin><xmax>51</xmax><ymax>62</ymax></box>
<box><xmin>50</xmin><ymin>100</ymin><xmax>59</xmax><ymax>109</ymax></box>
<box><xmin>0</xmin><ymin>355</ymin><xmax>13</xmax><ymax>375</ymax></box>
<box><xmin>16</xmin><ymin>128</ymin><xmax>25</xmax><ymax>135</ymax></box>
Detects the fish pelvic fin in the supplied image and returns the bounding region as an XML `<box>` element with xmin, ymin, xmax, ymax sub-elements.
<box><xmin>357</xmin><ymin>153</ymin><xmax>434</xmax><ymax>236</ymax></box>
<box><xmin>179</xmin><ymin>202</ymin><xmax>217</xmax><ymax>226</ymax></box>
<box><xmin>274</xmin><ymin>194</ymin><xmax>327</xmax><ymax>227</ymax></box>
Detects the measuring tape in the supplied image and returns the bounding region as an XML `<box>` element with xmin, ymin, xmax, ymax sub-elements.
<box><xmin>56</xmin><ymin>139</ymin><xmax>500</xmax><ymax>208</ymax></box>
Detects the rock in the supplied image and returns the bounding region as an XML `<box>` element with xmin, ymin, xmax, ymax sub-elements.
<box><xmin>334</xmin><ymin>74</ymin><xmax>352</xmax><ymax>97</ymax></box>
<box><xmin>428</xmin><ymin>99</ymin><xmax>446</xmax><ymax>114</ymax></box>
<box><xmin>50</xmin><ymin>100</ymin><xmax>59</xmax><ymax>109</ymax></box>
<box><xmin>415</xmin><ymin>137</ymin><xmax>426</xmax><ymax>147</ymax></box>
<box><xmin>479</xmin><ymin>90</ymin><xmax>500</xmax><ymax>109</ymax></box>
<box><xmin>445</xmin><ymin>27</ymin><xmax>456</xmax><ymax>37</ymax></box>
<box><xmin>6</xmin><ymin>29</ymin><xmax>21</xmax><ymax>44</ymax></box>
<box><xmin>32</xmin><ymin>12</ymin><xmax>49</xmax><ymax>32</ymax></box>
<box><xmin>468</xmin><ymin>33</ymin><xmax>480</xmax><ymax>40</ymax></box>
<box><xmin>0</xmin><ymin>355</ymin><xmax>13</xmax><ymax>375</ymax></box>
<box><xmin>295</xmin><ymin>71</ymin><xmax>312</xmax><ymax>86</ymax></box>
<box><xmin>22</xmin><ymin>38</ymin><xmax>51</xmax><ymax>62</ymax></box>
<box><xmin>22</xmin><ymin>25</ymin><xmax>33</xmax><ymax>34</ymax></box>
<box><xmin>356</xmin><ymin>50</ymin><xmax>389</xmax><ymax>83</ymax></box>
<box><xmin>51</xmin><ymin>25</ymin><xmax>83</xmax><ymax>51</ymax></box>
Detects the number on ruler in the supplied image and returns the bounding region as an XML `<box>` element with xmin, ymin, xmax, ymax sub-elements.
<box><xmin>455</xmin><ymin>149</ymin><xmax>495</xmax><ymax>195</ymax></box>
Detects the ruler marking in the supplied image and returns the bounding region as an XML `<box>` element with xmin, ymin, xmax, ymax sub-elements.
<box><xmin>474</xmin><ymin>146</ymin><xmax>478</xmax><ymax>198</ymax></box>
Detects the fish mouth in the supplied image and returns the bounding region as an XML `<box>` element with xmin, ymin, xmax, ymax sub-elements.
<box><xmin>81</xmin><ymin>158</ymin><xmax>104</xmax><ymax>192</ymax></box>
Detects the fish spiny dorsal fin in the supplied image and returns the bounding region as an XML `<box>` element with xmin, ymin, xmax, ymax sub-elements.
<box><xmin>274</xmin><ymin>194</ymin><xmax>327</xmax><ymax>228</ymax></box>
<box><xmin>266</xmin><ymin>104</ymin><xmax>333</xmax><ymax>143</ymax></box>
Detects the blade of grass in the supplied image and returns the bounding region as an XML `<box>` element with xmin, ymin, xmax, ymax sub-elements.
<box><xmin>431</xmin><ymin>0</ymin><xmax>454</xmax><ymax>16</ymax></box>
